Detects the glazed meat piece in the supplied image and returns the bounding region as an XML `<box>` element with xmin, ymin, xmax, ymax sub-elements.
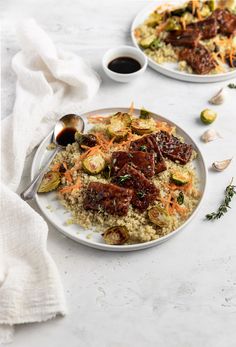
<box><xmin>165</xmin><ymin>29</ymin><xmax>201</xmax><ymax>48</ymax></box>
<box><xmin>83</xmin><ymin>182</ymin><xmax>133</xmax><ymax>216</ymax></box>
<box><xmin>111</xmin><ymin>151</ymin><xmax>155</xmax><ymax>178</ymax></box>
<box><xmin>112</xmin><ymin>164</ymin><xmax>158</xmax><ymax>212</ymax></box>
<box><xmin>179</xmin><ymin>44</ymin><xmax>216</xmax><ymax>75</ymax></box>
<box><xmin>187</xmin><ymin>18</ymin><xmax>218</xmax><ymax>40</ymax></box>
<box><xmin>130</xmin><ymin>133</ymin><xmax>166</xmax><ymax>173</ymax></box>
<box><xmin>157</xmin><ymin>131</ymin><xmax>192</xmax><ymax>165</ymax></box>
<box><xmin>212</xmin><ymin>9</ymin><xmax>236</xmax><ymax>36</ymax></box>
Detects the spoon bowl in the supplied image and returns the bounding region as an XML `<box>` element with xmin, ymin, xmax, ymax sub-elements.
<box><xmin>53</xmin><ymin>114</ymin><xmax>85</xmax><ymax>146</ymax></box>
<box><xmin>21</xmin><ymin>114</ymin><xmax>84</xmax><ymax>200</ymax></box>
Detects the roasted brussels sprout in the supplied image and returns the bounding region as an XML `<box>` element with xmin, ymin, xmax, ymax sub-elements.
<box><xmin>199</xmin><ymin>4</ymin><xmax>211</xmax><ymax>17</ymax></box>
<box><xmin>200</xmin><ymin>109</ymin><xmax>217</xmax><ymax>125</ymax></box>
<box><xmin>102</xmin><ymin>226</ymin><xmax>129</xmax><ymax>245</ymax></box>
<box><xmin>148</xmin><ymin>206</ymin><xmax>172</xmax><ymax>228</ymax></box>
<box><xmin>107</xmin><ymin>112</ymin><xmax>131</xmax><ymax>140</ymax></box>
<box><xmin>145</xmin><ymin>12</ymin><xmax>166</xmax><ymax>27</ymax></box>
<box><xmin>170</xmin><ymin>172</ymin><xmax>190</xmax><ymax>186</ymax></box>
<box><xmin>38</xmin><ymin>171</ymin><xmax>61</xmax><ymax>193</ymax></box>
<box><xmin>131</xmin><ymin>117</ymin><xmax>156</xmax><ymax>135</ymax></box>
<box><xmin>139</xmin><ymin>34</ymin><xmax>156</xmax><ymax>48</ymax></box>
<box><xmin>165</xmin><ymin>17</ymin><xmax>182</xmax><ymax>31</ymax></box>
<box><xmin>181</xmin><ymin>12</ymin><xmax>194</xmax><ymax>25</ymax></box>
<box><xmin>207</xmin><ymin>0</ymin><xmax>215</xmax><ymax>11</ymax></box>
<box><xmin>75</xmin><ymin>132</ymin><xmax>98</xmax><ymax>148</ymax></box>
<box><xmin>82</xmin><ymin>152</ymin><xmax>106</xmax><ymax>175</ymax></box>
<box><xmin>140</xmin><ymin>108</ymin><xmax>151</xmax><ymax>119</ymax></box>
<box><xmin>150</xmin><ymin>38</ymin><xmax>163</xmax><ymax>50</ymax></box>
<box><xmin>170</xmin><ymin>6</ymin><xmax>188</xmax><ymax>16</ymax></box>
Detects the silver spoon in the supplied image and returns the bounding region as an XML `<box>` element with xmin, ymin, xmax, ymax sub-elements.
<box><xmin>21</xmin><ymin>114</ymin><xmax>85</xmax><ymax>201</ymax></box>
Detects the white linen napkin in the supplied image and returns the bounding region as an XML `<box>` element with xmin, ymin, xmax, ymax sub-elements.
<box><xmin>0</xmin><ymin>18</ymin><xmax>101</xmax><ymax>343</ymax></box>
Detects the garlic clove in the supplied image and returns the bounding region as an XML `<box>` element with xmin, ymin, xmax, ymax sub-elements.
<box><xmin>201</xmin><ymin>129</ymin><xmax>221</xmax><ymax>143</ymax></box>
<box><xmin>212</xmin><ymin>158</ymin><xmax>233</xmax><ymax>172</ymax></box>
<box><xmin>208</xmin><ymin>88</ymin><xmax>226</xmax><ymax>105</ymax></box>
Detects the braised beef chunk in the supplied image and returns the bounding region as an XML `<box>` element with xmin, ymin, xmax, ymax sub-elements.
<box><xmin>112</xmin><ymin>164</ymin><xmax>158</xmax><ymax>211</ymax></box>
<box><xmin>179</xmin><ymin>44</ymin><xmax>216</xmax><ymax>74</ymax></box>
<box><xmin>130</xmin><ymin>134</ymin><xmax>166</xmax><ymax>173</ymax></box>
<box><xmin>187</xmin><ymin>18</ymin><xmax>218</xmax><ymax>40</ymax></box>
<box><xmin>111</xmin><ymin>151</ymin><xmax>155</xmax><ymax>178</ymax></box>
<box><xmin>165</xmin><ymin>29</ymin><xmax>201</xmax><ymax>48</ymax></box>
<box><xmin>157</xmin><ymin>131</ymin><xmax>192</xmax><ymax>165</ymax></box>
<box><xmin>83</xmin><ymin>182</ymin><xmax>133</xmax><ymax>216</ymax></box>
<box><xmin>212</xmin><ymin>9</ymin><xmax>236</xmax><ymax>36</ymax></box>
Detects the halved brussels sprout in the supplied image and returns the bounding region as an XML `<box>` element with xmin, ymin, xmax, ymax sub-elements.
<box><xmin>170</xmin><ymin>171</ymin><xmax>190</xmax><ymax>186</ymax></box>
<box><xmin>145</xmin><ymin>12</ymin><xmax>165</xmax><ymax>27</ymax></box>
<box><xmin>199</xmin><ymin>4</ymin><xmax>211</xmax><ymax>17</ymax></box>
<box><xmin>82</xmin><ymin>152</ymin><xmax>106</xmax><ymax>175</ymax></box>
<box><xmin>38</xmin><ymin>171</ymin><xmax>61</xmax><ymax>193</ymax></box>
<box><xmin>148</xmin><ymin>205</ymin><xmax>172</xmax><ymax>228</ymax></box>
<box><xmin>165</xmin><ymin>17</ymin><xmax>182</xmax><ymax>31</ymax></box>
<box><xmin>131</xmin><ymin>117</ymin><xmax>156</xmax><ymax>135</ymax></box>
<box><xmin>102</xmin><ymin>226</ymin><xmax>129</xmax><ymax>245</ymax></box>
<box><xmin>75</xmin><ymin>132</ymin><xmax>98</xmax><ymax>148</ymax></box>
<box><xmin>207</xmin><ymin>0</ymin><xmax>215</xmax><ymax>11</ymax></box>
<box><xmin>140</xmin><ymin>108</ymin><xmax>151</xmax><ymax>119</ymax></box>
<box><xmin>107</xmin><ymin>112</ymin><xmax>132</xmax><ymax>140</ymax></box>
<box><xmin>139</xmin><ymin>34</ymin><xmax>156</xmax><ymax>48</ymax></box>
<box><xmin>170</xmin><ymin>6</ymin><xmax>188</xmax><ymax>16</ymax></box>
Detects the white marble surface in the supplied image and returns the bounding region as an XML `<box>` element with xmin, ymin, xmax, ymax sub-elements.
<box><xmin>2</xmin><ymin>1</ymin><xmax>236</xmax><ymax>346</ymax></box>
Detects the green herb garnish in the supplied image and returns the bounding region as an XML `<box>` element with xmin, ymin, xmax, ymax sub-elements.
<box><xmin>206</xmin><ymin>178</ymin><xmax>236</xmax><ymax>220</ymax></box>
<box><xmin>139</xmin><ymin>145</ymin><xmax>147</xmax><ymax>152</ymax></box>
<box><xmin>118</xmin><ymin>174</ymin><xmax>132</xmax><ymax>184</ymax></box>
<box><xmin>137</xmin><ymin>190</ymin><xmax>146</xmax><ymax>199</ymax></box>
<box><xmin>228</xmin><ymin>83</ymin><xmax>236</xmax><ymax>89</ymax></box>
<box><xmin>177</xmin><ymin>191</ymin><xmax>184</xmax><ymax>205</ymax></box>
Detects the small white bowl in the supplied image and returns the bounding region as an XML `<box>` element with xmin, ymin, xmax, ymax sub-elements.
<box><xmin>102</xmin><ymin>45</ymin><xmax>148</xmax><ymax>83</ymax></box>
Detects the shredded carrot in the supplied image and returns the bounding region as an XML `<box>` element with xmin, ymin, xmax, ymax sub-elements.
<box><xmin>156</xmin><ymin>20</ymin><xmax>168</xmax><ymax>35</ymax></box>
<box><xmin>180</xmin><ymin>18</ymin><xmax>186</xmax><ymax>30</ymax></box>
<box><xmin>51</xmin><ymin>163</ymin><xmax>61</xmax><ymax>172</ymax></box>
<box><xmin>196</xmin><ymin>8</ymin><xmax>202</xmax><ymax>20</ymax></box>
<box><xmin>59</xmin><ymin>176</ymin><xmax>82</xmax><ymax>194</ymax></box>
<box><xmin>134</xmin><ymin>29</ymin><xmax>141</xmax><ymax>38</ymax></box>
<box><xmin>129</xmin><ymin>101</ymin><xmax>134</xmax><ymax>115</ymax></box>
<box><xmin>229</xmin><ymin>48</ymin><xmax>235</xmax><ymax>68</ymax></box>
<box><xmin>64</xmin><ymin>170</ymin><xmax>73</xmax><ymax>183</ymax></box>
<box><xmin>156</xmin><ymin>121</ymin><xmax>175</xmax><ymax>134</ymax></box>
<box><xmin>87</xmin><ymin>114</ymin><xmax>111</xmax><ymax>124</ymax></box>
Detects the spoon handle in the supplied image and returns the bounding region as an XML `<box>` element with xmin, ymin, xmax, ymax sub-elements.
<box><xmin>20</xmin><ymin>146</ymin><xmax>60</xmax><ymax>201</ymax></box>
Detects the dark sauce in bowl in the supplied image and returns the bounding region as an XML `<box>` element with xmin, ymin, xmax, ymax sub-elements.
<box><xmin>56</xmin><ymin>127</ymin><xmax>77</xmax><ymax>146</ymax></box>
<box><xmin>108</xmin><ymin>56</ymin><xmax>141</xmax><ymax>74</ymax></box>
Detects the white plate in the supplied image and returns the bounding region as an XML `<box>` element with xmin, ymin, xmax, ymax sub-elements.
<box><xmin>32</xmin><ymin>107</ymin><xmax>207</xmax><ymax>252</ymax></box>
<box><xmin>131</xmin><ymin>0</ymin><xmax>236</xmax><ymax>83</ymax></box>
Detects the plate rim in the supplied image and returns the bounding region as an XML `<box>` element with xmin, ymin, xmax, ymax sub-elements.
<box><xmin>130</xmin><ymin>1</ymin><xmax>236</xmax><ymax>83</ymax></box>
<box><xmin>31</xmin><ymin>107</ymin><xmax>208</xmax><ymax>252</ymax></box>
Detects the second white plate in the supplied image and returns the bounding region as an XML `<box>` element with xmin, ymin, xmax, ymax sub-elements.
<box><xmin>131</xmin><ymin>0</ymin><xmax>236</xmax><ymax>83</ymax></box>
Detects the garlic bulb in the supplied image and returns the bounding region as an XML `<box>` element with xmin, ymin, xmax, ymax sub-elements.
<box><xmin>212</xmin><ymin>158</ymin><xmax>232</xmax><ymax>172</ymax></box>
<box><xmin>201</xmin><ymin>129</ymin><xmax>220</xmax><ymax>143</ymax></box>
<box><xmin>209</xmin><ymin>88</ymin><xmax>226</xmax><ymax>105</ymax></box>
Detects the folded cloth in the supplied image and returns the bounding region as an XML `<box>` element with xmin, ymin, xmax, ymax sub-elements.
<box><xmin>0</xmin><ymin>18</ymin><xmax>101</xmax><ymax>343</ymax></box>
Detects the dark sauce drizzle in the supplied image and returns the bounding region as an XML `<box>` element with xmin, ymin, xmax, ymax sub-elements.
<box><xmin>56</xmin><ymin>127</ymin><xmax>77</xmax><ymax>146</ymax></box>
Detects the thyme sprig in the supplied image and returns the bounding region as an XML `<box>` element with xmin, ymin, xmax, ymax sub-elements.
<box><xmin>206</xmin><ymin>178</ymin><xmax>236</xmax><ymax>220</ymax></box>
